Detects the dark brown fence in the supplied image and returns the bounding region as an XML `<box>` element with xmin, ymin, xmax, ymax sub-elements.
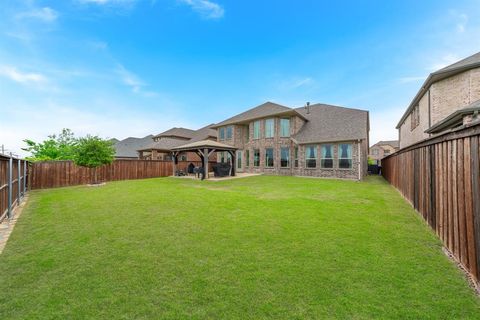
<box><xmin>382</xmin><ymin>124</ymin><xmax>480</xmax><ymax>282</ymax></box>
<box><xmin>29</xmin><ymin>160</ymin><xmax>214</xmax><ymax>189</ymax></box>
<box><xmin>0</xmin><ymin>154</ymin><xmax>28</xmax><ymax>222</ymax></box>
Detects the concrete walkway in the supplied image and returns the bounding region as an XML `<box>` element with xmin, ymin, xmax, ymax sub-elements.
<box><xmin>0</xmin><ymin>196</ymin><xmax>28</xmax><ymax>254</ymax></box>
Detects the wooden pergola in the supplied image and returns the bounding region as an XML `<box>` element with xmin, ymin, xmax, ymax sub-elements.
<box><xmin>170</xmin><ymin>140</ymin><xmax>238</xmax><ymax>180</ymax></box>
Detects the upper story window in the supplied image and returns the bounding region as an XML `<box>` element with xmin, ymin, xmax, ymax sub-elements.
<box><xmin>265</xmin><ymin>118</ymin><xmax>275</xmax><ymax>138</ymax></box>
<box><xmin>372</xmin><ymin>149</ymin><xmax>379</xmax><ymax>155</ymax></box>
<box><xmin>245</xmin><ymin>125</ymin><xmax>250</xmax><ymax>141</ymax></box>
<box><xmin>253</xmin><ymin>121</ymin><xmax>261</xmax><ymax>139</ymax></box>
<box><xmin>226</xmin><ymin>126</ymin><xmax>233</xmax><ymax>140</ymax></box>
<box><xmin>338</xmin><ymin>144</ymin><xmax>352</xmax><ymax>169</ymax></box>
<box><xmin>411</xmin><ymin>105</ymin><xmax>419</xmax><ymax>131</ymax></box>
<box><xmin>321</xmin><ymin>144</ymin><xmax>333</xmax><ymax>169</ymax></box>
<box><xmin>384</xmin><ymin>149</ymin><xmax>390</xmax><ymax>155</ymax></box>
<box><xmin>305</xmin><ymin>145</ymin><xmax>317</xmax><ymax>168</ymax></box>
<box><xmin>280</xmin><ymin>118</ymin><xmax>290</xmax><ymax>137</ymax></box>
<box><xmin>219</xmin><ymin>127</ymin><xmax>225</xmax><ymax>140</ymax></box>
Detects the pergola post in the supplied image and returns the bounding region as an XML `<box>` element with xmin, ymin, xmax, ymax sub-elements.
<box><xmin>228</xmin><ymin>150</ymin><xmax>236</xmax><ymax>176</ymax></box>
<box><xmin>203</xmin><ymin>148</ymin><xmax>209</xmax><ymax>180</ymax></box>
<box><xmin>172</xmin><ymin>152</ymin><xmax>178</xmax><ymax>176</ymax></box>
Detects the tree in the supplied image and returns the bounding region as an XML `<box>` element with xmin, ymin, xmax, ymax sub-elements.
<box><xmin>23</xmin><ymin>129</ymin><xmax>77</xmax><ymax>161</ymax></box>
<box><xmin>74</xmin><ymin>135</ymin><xmax>115</xmax><ymax>184</ymax></box>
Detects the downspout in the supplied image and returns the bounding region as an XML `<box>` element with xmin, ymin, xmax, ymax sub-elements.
<box><xmin>357</xmin><ymin>140</ymin><xmax>361</xmax><ymax>180</ymax></box>
<box><xmin>428</xmin><ymin>89</ymin><xmax>431</xmax><ymax>137</ymax></box>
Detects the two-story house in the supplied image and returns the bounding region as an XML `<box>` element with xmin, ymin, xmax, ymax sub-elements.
<box><xmin>397</xmin><ymin>51</ymin><xmax>480</xmax><ymax>149</ymax></box>
<box><xmin>211</xmin><ymin>101</ymin><xmax>369</xmax><ymax>180</ymax></box>
<box><xmin>369</xmin><ymin>140</ymin><xmax>399</xmax><ymax>165</ymax></box>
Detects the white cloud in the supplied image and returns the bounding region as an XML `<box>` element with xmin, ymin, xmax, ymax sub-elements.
<box><xmin>451</xmin><ymin>11</ymin><xmax>469</xmax><ymax>33</ymax></box>
<box><xmin>397</xmin><ymin>76</ymin><xmax>425</xmax><ymax>84</ymax></box>
<box><xmin>276</xmin><ymin>76</ymin><xmax>314</xmax><ymax>90</ymax></box>
<box><xmin>428</xmin><ymin>53</ymin><xmax>461</xmax><ymax>71</ymax></box>
<box><xmin>0</xmin><ymin>66</ymin><xmax>47</xmax><ymax>84</ymax></box>
<box><xmin>179</xmin><ymin>0</ymin><xmax>224</xmax><ymax>19</ymax></box>
<box><xmin>115</xmin><ymin>64</ymin><xmax>157</xmax><ymax>97</ymax></box>
<box><xmin>16</xmin><ymin>7</ymin><xmax>58</xmax><ymax>22</ymax></box>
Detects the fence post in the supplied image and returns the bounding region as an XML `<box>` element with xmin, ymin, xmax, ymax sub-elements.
<box><xmin>18</xmin><ymin>158</ymin><xmax>21</xmax><ymax>204</ymax></box>
<box><xmin>23</xmin><ymin>160</ymin><xmax>27</xmax><ymax>195</ymax></box>
<box><xmin>7</xmin><ymin>155</ymin><xmax>12</xmax><ymax>219</ymax></box>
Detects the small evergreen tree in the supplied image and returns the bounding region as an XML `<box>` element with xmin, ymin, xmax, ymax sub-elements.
<box><xmin>74</xmin><ymin>135</ymin><xmax>115</xmax><ymax>184</ymax></box>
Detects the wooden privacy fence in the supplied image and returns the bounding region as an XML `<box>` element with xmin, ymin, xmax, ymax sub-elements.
<box><xmin>0</xmin><ymin>154</ymin><xmax>28</xmax><ymax>222</ymax></box>
<box><xmin>382</xmin><ymin>124</ymin><xmax>480</xmax><ymax>282</ymax></box>
<box><xmin>29</xmin><ymin>160</ymin><xmax>214</xmax><ymax>189</ymax></box>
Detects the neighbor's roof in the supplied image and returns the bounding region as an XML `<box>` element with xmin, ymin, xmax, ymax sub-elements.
<box><xmin>292</xmin><ymin>104</ymin><xmax>369</xmax><ymax>144</ymax></box>
<box><xmin>188</xmin><ymin>124</ymin><xmax>217</xmax><ymax>143</ymax></box>
<box><xmin>396</xmin><ymin>51</ymin><xmax>480</xmax><ymax>129</ymax></box>
<box><xmin>210</xmin><ymin>101</ymin><xmax>306</xmax><ymax>128</ymax></box>
<box><xmin>153</xmin><ymin>127</ymin><xmax>196</xmax><ymax>139</ymax></box>
<box><xmin>372</xmin><ymin>140</ymin><xmax>399</xmax><ymax>148</ymax></box>
<box><xmin>137</xmin><ymin>137</ymin><xmax>188</xmax><ymax>152</ymax></box>
<box><xmin>425</xmin><ymin>99</ymin><xmax>480</xmax><ymax>134</ymax></box>
<box><xmin>171</xmin><ymin>139</ymin><xmax>237</xmax><ymax>151</ymax></box>
<box><xmin>114</xmin><ymin>135</ymin><xmax>153</xmax><ymax>158</ymax></box>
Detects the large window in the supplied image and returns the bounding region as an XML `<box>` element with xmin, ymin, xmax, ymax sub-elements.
<box><xmin>338</xmin><ymin>144</ymin><xmax>352</xmax><ymax>169</ymax></box>
<box><xmin>305</xmin><ymin>145</ymin><xmax>317</xmax><ymax>168</ymax></box>
<box><xmin>219</xmin><ymin>127</ymin><xmax>225</xmax><ymax>140</ymax></box>
<box><xmin>372</xmin><ymin>149</ymin><xmax>379</xmax><ymax>155</ymax></box>
<box><xmin>280</xmin><ymin>147</ymin><xmax>290</xmax><ymax>167</ymax></box>
<box><xmin>236</xmin><ymin>150</ymin><xmax>242</xmax><ymax>169</ymax></box>
<box><xmin>245</xmin><ymin>125</ymin><xmax>250</xmax><ymax>141</ymax></box>
<box><xmin>265</xmin><ymin>148</ymin><xmax>274</xmax><ymax>167</ymax></box>
<box><xmin>253</xmin><ymin>121</ymin><xmax>261</xmax><ymax>139</ymax></box>
<box><xmin>226</xmin><ymin>126</ymin><xmax>233</xmax><ymax>139</ymax></box>
<box><xmin>246</xmin><ymin>149</ymin><xmax>250</xmax><ymax>167</ymax></box>
<box><xmin>254</xmin><ymin>149</ymin><xmax>260</xmax><ymax>167</ymax></box>
<box><xmin>265</xmin><ymin>118</ymin><xmax>275</xmax><ymax>138</ymax></box>
<box><xmin>220</xmin><ymin>151</ymin><xmax>232</xmax><ymax>164</ymax></box>
<box><xmin>321</xmin><ymin>144</ymin><xmax>333</xmax><ymax>168</ymax></box>
<box><xmin>294</xmin><ymin>146</ymin><xmax>299</xmax><ymax>167</ymax></box>
<box><xmin>280</xmin><ymin>118</ymin><xmax>290</xmax><ymax>137</ymax></box>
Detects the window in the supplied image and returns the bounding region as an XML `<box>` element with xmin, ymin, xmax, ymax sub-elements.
<box><xmin>245</xmin><ymin>124</ymin><xmax>250</xmax><ymax>141</ymax></box>
<box><xmin>226</xmin><ymin>126</ymin><xmax>233</xmax><ymax>139</ymax></box>
<box><xmin>219</xmin><ymin>151</ymin><xmax>232</xmax><ymax>163</ymax></box>
<box><xmin>411</xmin><ymin>104</ymin><xmax>419</xmax><ymax>131</ymax></box>
<box><xmin>253</xmin><ymin>121</ymin><xmax>261</xmax><ymax>139</ymax></box>
<box><xmin>265</xmin><ymin>118</ymin><xmax>275</xmax><ymax>138</ymax></box>
<box><xmin>254</xmin><ymin>149</ymin><xmax>260</xmax><ymax>167</ymax></box>
<box><xmin>265</xmin><ymin>148</ymin><xmax>274</xmax><ymax>167</ymax></box>
<box><xmin>294</xmin><ymin>146</ymin><xmax>299</xmax><ymax>167</ymax></box>
<box><xmin>280</xmin><ymin>147</ymin><xmax>290</xmax><ymax>167</ymax></box>
<box><xmin>219</xmin><ymin>127</ymin><xmax>225</xmax><ymax>140</ymax></box>
<box><xmin>246</xmin><ymin>149</ymin><xmax>250</xmax><ymax>167</ymax></box>
<box><xmin>338</xmin><ymin>144</ymin><xmax>352</xmax><ymax>169</ymax></box>
<box><xmin>321</xmin><ymin>144</ymin><xmax>333</xmax><ymax>168</ymax></box>
<box><xmin>236</xmin><ymin>150</ymin><xmax>242</xmax><ymax>169</ymax></box>
<box><xmin>280</xmin><ymin>118</ymin><xmax>290</xmax><ymax>137</ymax></box>
<box><xmin>372</xmin><ymin>149</ymin><xmax>379</xmax><ymax>155</ymax></box>
<box><xmin>305</xmin><ymin>145</ymin><xmax>317</xmax><ymax>168</ymax></box>
<box><xmin>384</xmin><ymin>149</ymin><xmax>390</xmax><ymax>155</ymax></box>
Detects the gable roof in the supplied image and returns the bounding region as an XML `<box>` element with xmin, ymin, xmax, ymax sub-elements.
<box><xmin>137</xmin><ymin>137</ymin><xmax>189</xmax><ymax>152</ymax></box>
<box><xmin>114</xmin><ymin>135</ymin><xmax>153</xmax><ymax>158</ymax></box>
<box><xmin>171</xmin><ymin>139</ymin><xmax>237</xmax><ymax>151</ymax></box>
<box><xmin>188</xmin><ymin>124</ymin><xmax>217</xmax><ymax>143</ymax></box>
<box><xmin>396</xmin><ymin>51</ymin><xmax>480</xmax><ymax>129</ymax></box>
<box><xmin>292</xmin><ymin>104</ymin><xmax>369</xmax><ymax>144</ymax></box>
<box><xmin>153</xmin><ymin>127</ymin><xmax>196</xmax><ymax>139</ymax></box>
<box><xmin>372</xmin><ymin>140</ymin><xmax>399</xmax><ymax>148</ymax></box>
<box><xmin>210</xmin><ymin>101</ymin><xmax>306</xmax><ymax>128</ymax></box>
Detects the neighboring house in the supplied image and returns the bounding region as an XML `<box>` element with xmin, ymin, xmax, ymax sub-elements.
<box><xmin>137</xmin><ymin>125</ymin><xmax>217</xmax><ymax>161</ymax></box>
<box><xmin>397</xmin><ymin>51</ymin><xmax>480</xmax><ymax>149</ymax></box>
<box><xmin>369</xmin><ymin>140</ymin><xmax>399</xmax><ymax>165</ymax></box>
<box><xmin>211</xmin><ymin>101</ymin><xmax>369</xmax><ymax>180</ymax></box>
<box><xmin>114</xmin><ymin>135</ymin><xmax>154</xmax><ymax>159</ymax></box>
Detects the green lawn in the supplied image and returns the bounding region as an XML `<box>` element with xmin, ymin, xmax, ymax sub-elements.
<box><xmin>0</xmin><ymin>176</ymin><xmax>479</xmax><ymax>319</ymax></box>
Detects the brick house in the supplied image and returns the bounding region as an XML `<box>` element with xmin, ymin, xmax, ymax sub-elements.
<box><xmin>369</xmin><ymin>140</ymin><xmax>399</xmax><ymax>165</ymax></box>
<box><xmin>397</xmin><ymin>51</ymin><xmax>480</xmax><ymax>149</ymax></box>
<box><xmin>211</xmin><ymin>102</ymin><xmax>369</xmax><ymax>180</ymax></box>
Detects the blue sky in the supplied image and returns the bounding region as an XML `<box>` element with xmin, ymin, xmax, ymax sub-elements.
<box><xmin>1</xmin><ymin>0</ymin><xmax>480</xmax><ymax>156</ymax></box>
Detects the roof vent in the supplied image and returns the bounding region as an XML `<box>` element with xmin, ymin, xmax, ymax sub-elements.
<box><xmin>305</xmin><ymin>102</ymin><xmax>310</xmax><ymax>114</ymax></box>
